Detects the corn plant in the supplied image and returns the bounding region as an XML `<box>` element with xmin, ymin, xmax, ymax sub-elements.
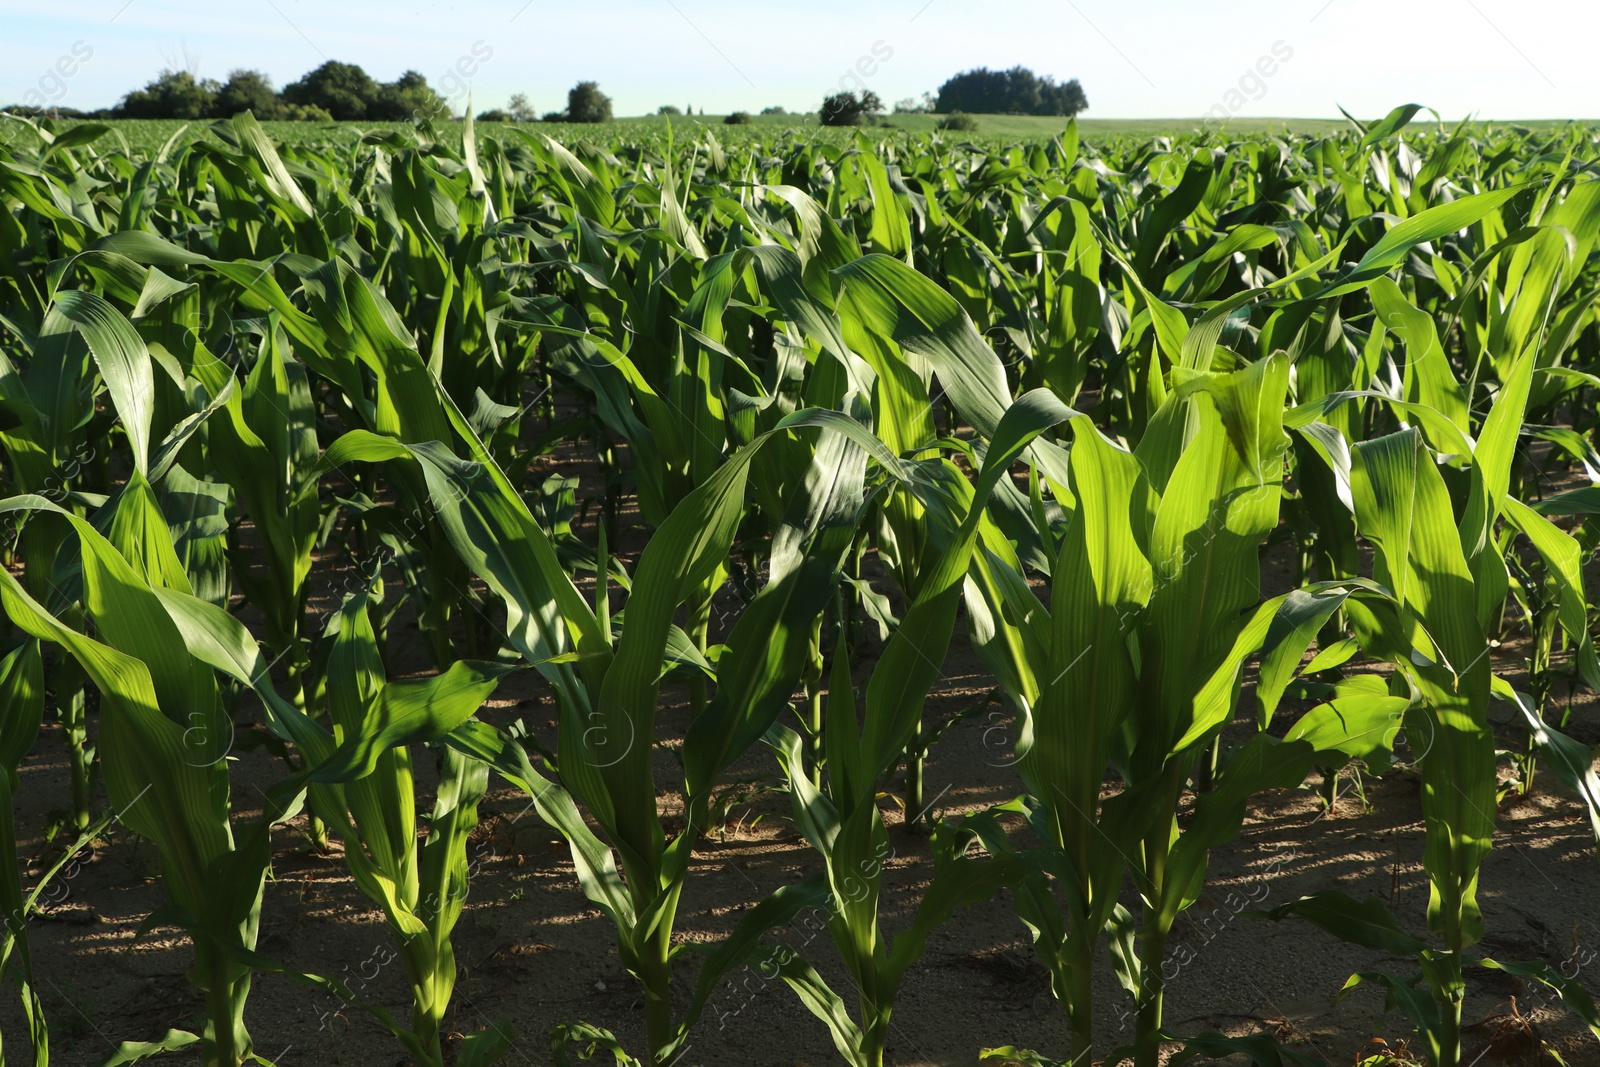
<box><xmin>4</xmin><ymin>104</ymin><xmax>1600</xmax><ymax>1065</ymax></box>
<box><xmin>144</xmin><ymin>546</ymin><xmax>516</xmax><ymax>1067</ymax></box>
<box><xmin>1</xmin><ymin>636</ymin><xmax>133</xmax><ymax>1067</ymax></box>
<box><xmin>0</xmin><ymin>296</ymin><xmax>114</xmax><ymax>833</ymax></box>
<box><xmin>1262</xmin><ymin>425</ymin><xmax>1506</xmax><ymax>1064</ymax></box>
<box><xmin>957</xmin><ymin>346</ymin><xmax>1322</xmax><ymax>1063</ymax></box>
<box><xmin>0</xmin><ymin>273</ymin><xmax>240</xmax><ymax>830</ymax></box>
<box><xmin>0</xmin><ymin>638</ymin><xmax>48</xmax><ymax>1065</ymax></box>
<box><xmin>758</xmin><ymin>389</ymin><xmax>1067</xmax><ymax>1067</ymax></box>
<box><xmin>827</xmin><ymin>254</ymin><xmax>1070</xmax><ymax>827</ymax></box>
<box><xmin>1267</xmin><ymin>337</ymin><xmax>1600</xmax><ymax>1065</ymax></box>
<box><xmin>298</xmin><ymin>585</ymin><xmax>511</xmax><ymax>1064</ymax></box>
<box><xmin>0</xmin><ymin>483</ymin><xmax>268</xmax><ymax>1066</ymax></box>
<box><xmin>205</xmin><ymin>314</ymin><xmax>322</xmax><ymax>706</ymax></box>
<box><xmin>327</xmin><ymin>390</ymin><xmax>869</xmax><ymax>1064</ymax></box>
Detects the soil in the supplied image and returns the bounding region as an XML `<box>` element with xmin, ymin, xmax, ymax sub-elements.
<box><xmin>5</xmin><ymin>436</ymin><xmax>1600</xmax><ymax>1067</ymax></box>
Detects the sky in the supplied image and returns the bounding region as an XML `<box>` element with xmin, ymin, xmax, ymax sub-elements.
<box><xmin>0</xmin><ymin>0</ymin><xmax>1594</xmax><ymax>120</ymax></box>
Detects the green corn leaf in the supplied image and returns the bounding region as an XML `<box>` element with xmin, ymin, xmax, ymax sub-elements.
<box><xmin>1161</xmin><ymin>735</ymin><xmax>1317</xmax><ymax>927</ymax></box>
<box><xmin>858</xmin><ymin>151</ymin><xmax>912</xmax><ymax>262</ymax></box>
<box><xmin>833</xmin><ymin>254</ymin><xmax>1074</xmax><ymax>487</ymax></box>
<box><xmin>1356</xmin><ymin>102</ymin><xmax>1424</xmax><ymax>144</ymax></box>
<box><xmin>759</xmin><ymin>949</ymin><xmax>868</xmax><ymax>1066</ymax></box>
<box><xmin>657</xmin><ymin>148</ymin><xmax>707</xmax><ymax>260</ymax></box>
<box><xmin>309</xmin><ymin>660</ymin><xmax>514</xmax><ymax>784</ymax></box>
<box><xmin>229</xmin><ymin>111</ymin><xmax>313</xmax><ymax>220</ymax></box>
<box><xmin>1474</xmin><ymin>957</ymin><xmax>1600</xmax><ymax>1039</ymax></box>
<box><xmin>1501</xmin><ymin>496</ymin><xmax>1600</xmax><ymax>691</ymax></box>
<box><xmin>1336</xmin><ymin>970</ymin><xmax>1442</xmax><ymax>1037</ymax></box>
<box><xmin>148</xmin><ymin>374</ymin><xmax>236</xmax><ymax>483</ymax></box>
<box><xmin>1323</xmin><ymin>184</ymin><xmax>1528</xmax><ymax>295</ymax></box>
<box><xmin>0</xmin><ymin>640</ymin><xmax>44</xmax><ymax>778</ymax></box>
<box><xmin>1491</xmin><ymin>679</ymin><xmax>1600</xmax><ymax>851</ymax></box>
<box><xmin>446</xmin><ymin>721</ymin><xmax>635</xmax><ymax>931</ymax></box>
<box><xmin>1022</xmin><ymin>415</ymin><xmax>1148</xmax><ymax>911</ymax></box>
<box><xmin>591</xmin><ymin>428</ymin><xmax>770</xmax><ymax>872</ymax></box>
<box><xmin>1460</xmin><ymin>334</ymin><xmax>1538</xmax><ymax>615</ymax></box>
<box><xmin>1142</xmin><ymin>360</ymin><xmax>1289</xmax><ymax>763</ymax></box>
<box><xmin>457</xmin><ymin>1023</ymin><xmax>515</xmax><ymax>1067</ymax></box>
<box><xmin>1255</xmin><ymin>586</ymin><xmax>1358</xmax><ymax>727</ymax></box>
<box><xmin>978</xmin><ymin>1047</ymin><xmax>1070</xmax><ymax>1067</ymax></box>
<box><xmin>880</xmin><ymin>840</ymin><xmax>1027</xmax><ymax>1000</ymax></box>
<box><xmin>1261</xmin><ymin>891</ymin><xmax>1429</xmax><ymax>955</ymax></box>
<box><xmin>96</xmin><ymin>1029</ymin><xmax>201</xmax><ymax>1066</ymax></box>
<box><xmin>1490</xmin><ymin>227</ymin><xmax>1573</xmax><ymax>380</ymax></box>
<box><xmin>769</xmin><ymin>722</ymin><xmax>843</xmax><ymax>855</ymax></box>
<box><xmin>0</xmin><ymin>639</ymin><xmax>47</xmax><ymax>1065</ymax></box>
<box><xmin>1132</xmin><ymin>151</ymin><xmax>1217</xmax><ymax>279</ymax></box>
<box><xmin>325</xmin><ymin>432</ymin><xmax>607</xmax><ymax>689</ymax></box>
<box><xmin>1287</xmin><ymin>390</ymin><xmax>1476</xmax><ymax>459</ymax></box>
<box><xmin>1368</xmin><ymin>278</ymin><xmax>1469</xmax><ymax>437</ymax></box>
<box><xmin>1178</xmin><ymin>288</ymin><xmax>1269</xmax><ymax>373</ymax></box>
<box><xmin>146</xmin><ymin>584</ymin><xmax>323</xmax><ymax>761</ymax></box>
<box><xmin>1284</xmin><ymin>679</ymin><xmax>1410</xmax><ymax>770</ymax></box>
<box><xmin>1124</xmin><ymin>272</ymin><xmax>1190</xmax><ymax>369</ymax></box>
<box><xmin>53</xmin><ymin>290</ymin><xmax>154</xmax><ymax>475</ymax></box>
<box><xmin>859</xmin><ymin>390</ymin><xmax>1072</xmax><ymax>786</ymax></box>
<box><xmin>517</xmin><ymin>131</ymin><xmax>617</xmax><ymax>228</ymax></box>
<box><xmin>551</xmin><ymin>1022</ymin><xmax>644</xmax><ymax>1066</ymax></box>
<box><xmin>762</xmin><ymin>184</ymin><xmax>864</xmax><ymax>277</ymax></box>
<box><xmin>0</xmin><ymin>499</ymin><xmax>229</xmax><ymax>912</ymax></box>
<box><xmin>1171</xmin><ymin>350</ymin><xmax>1291</xmax><ymax>482</ymax></box>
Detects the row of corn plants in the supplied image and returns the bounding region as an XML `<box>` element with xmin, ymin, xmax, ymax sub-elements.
<box><xmin>0</xmin><ymin>104</ymin><xmax>1597</xmax><ymax>1065</ymax></box>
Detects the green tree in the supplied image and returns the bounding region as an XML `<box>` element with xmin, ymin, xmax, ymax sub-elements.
<box><xmin>819</xmin><ymin>89</ymin><xmax>882</xmax><ymax>126</ymax></box>
<box><xmin>212</xmin><ymin>69</ymin><xmax>281</xmax><ymax>119</ymax></box>
<box><xmin>281</xmin><ymin>60</ymin><xmax>380</xmax><ymax>120</ymax></box>
<box><xmin>118</xmin><ymin>69</ymin><xmax>219</xmax><ymax>119</ymax></box>
<box><xmin>566</xmin><ymin>80</ymin><xmax>612</xmax><ymax>123</ymax></box>
<box><xmin>935</xmin><ymin>66</ymin><xmax>1087</xmax><ymax>116</ymax></box>
<box><xmin>507</xmin><ymin>92</ymin><xmax>537</xmax><ymax>122</ymax></box>
<box><xmin>373</xmin><ymin>70</ymin><xmax>446</xmax><ymax>122</ymax></box>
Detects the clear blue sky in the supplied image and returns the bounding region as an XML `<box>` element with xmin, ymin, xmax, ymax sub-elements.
<box><xmin>1</xmin><ymin>0</ymin><xmax>1591</xmax><ymax>119</ymax></box>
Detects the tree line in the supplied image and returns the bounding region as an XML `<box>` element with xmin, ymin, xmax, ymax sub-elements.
<box><xmin>8</xmin><ymin>62</ymin><xmax>442</xmax><ymax>122</ymax></box>
<box><xmin>4</xmin><ymin>61</ymin><xmax>617</xmax><ymax>124</ymax></box>
<box><xmin>822</xmin><ymin>67</ymin><xmax>1086</xmax><ymax>127</ymax></box>
<box><xmin>7</xmin><ymin>59</ymin><xmax>1083</xmax><ymax>127</ymax></box>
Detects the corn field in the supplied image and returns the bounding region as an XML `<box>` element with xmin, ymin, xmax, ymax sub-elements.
<box><xmin>1</xmin><ymin>105</ymin><xmax>1600</xmax><ymax>1067</ymax></box>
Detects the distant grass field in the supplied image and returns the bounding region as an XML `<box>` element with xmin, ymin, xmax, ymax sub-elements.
<box><xmin>599</xmin><ymin>112</ymin><xmax>1362</xmax><ymax>139</ymax></box>
<box><xmin>11</xmin><ymin>112</ymin><xmax>1597</xmax><ymax>155</ymax></box>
